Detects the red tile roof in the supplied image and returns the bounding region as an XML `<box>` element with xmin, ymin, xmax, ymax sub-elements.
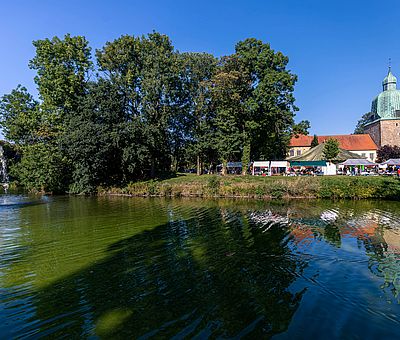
<box><xmin>290</xmin><ymin>134</ymin><xmax>378</xmax><ymax>151</ymax></box>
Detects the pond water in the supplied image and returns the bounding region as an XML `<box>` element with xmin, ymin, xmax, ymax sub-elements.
<box><xmin>0</xmin><ymin>195</ymin><xmax>400</xmax><ymax>338</ymax></box>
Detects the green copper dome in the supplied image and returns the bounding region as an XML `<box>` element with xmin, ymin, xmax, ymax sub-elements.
<box><xmin>371</xmin><ymin>68</ymin><xmax>400</xmax><ymax>119</ymax></box>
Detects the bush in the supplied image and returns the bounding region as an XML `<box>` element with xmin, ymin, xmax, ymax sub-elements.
<box><xmin>207</xmin><ymin>176</ymin><xmax>220</xmax><ymax>195</ymax></box>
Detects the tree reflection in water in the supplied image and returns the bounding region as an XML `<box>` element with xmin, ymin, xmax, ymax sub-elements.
<box><xmin>27</xmin><ymin>206</ymin><xmax>306</xmax><ymax>338</ymax></box>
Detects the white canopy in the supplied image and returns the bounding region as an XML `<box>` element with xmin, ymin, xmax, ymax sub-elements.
<box><xmin>380</xmin><ymin>158</ymin><xmax>400</xmax><ymax>166</ymax></box>
<box><xmin>253</xmin><ymin>161</ymin><xmax>288</xmax><ymax>168</ymax></box>
<box><xmin>339</xmin><ymin>159</ymin><xmax>376</xmax><ymax>166</ymax></box>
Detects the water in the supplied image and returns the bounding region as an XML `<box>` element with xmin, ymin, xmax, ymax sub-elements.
<box><xmin>0</xmin><ymin>195</ymin><xmax>400</xmax><ymax>338</ymax></box>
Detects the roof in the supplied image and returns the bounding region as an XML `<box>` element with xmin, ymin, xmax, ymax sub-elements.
<box><xmin>253</xmin><ymin>161</ymin><xmax>288</xmax><ymax>167</ymax></box>
<box><xmin>340</xmin><ymin>159</ymin><xmax>376</xmax><ymax>166</ymax></box>
<box><xmin>287</xmin><ymin>143</ymin><xmax>365</xmax><ymax>162</ymax></box>
<box><xmin>380</xmin><ymin>158</ymin><xmax>400</xmax><ymax>166</ymax></box>
<box><xmin>290</xmin><ymin>160</ymin><xmax>327</xmax><ymax>167</ymax></box>
<box><xmin>290</xmin><ymin>134</ymin><xmax>378</xmax><ymax>151</ymax></box>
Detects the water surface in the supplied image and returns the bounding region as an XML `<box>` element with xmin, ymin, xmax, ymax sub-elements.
<box><xmin>1</xmin><ymin>195</ymin><xmax>400</xmax><ymax>338</ymax></box>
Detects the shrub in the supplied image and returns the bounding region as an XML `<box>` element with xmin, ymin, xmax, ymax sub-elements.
<box><xmin>207</xmin><ymin>176</ymin><xmax>220</xmax><ymax>195</ymax></box>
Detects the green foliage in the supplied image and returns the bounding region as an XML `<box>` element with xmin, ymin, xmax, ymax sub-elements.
<box><xmin>0</xmin><ymin>32</ymin><xmax>308</xmax><ymax>194</ymax></box>
<box><xmin>354</xmin><ymin>112</ymin><xmax>373</xmax><ymax>134</ymax></box>
<box><xmin>311</xmin><ymin>134</ymin><xmax>319</xmax><ymax>148</ymax></box>
<box><xmin>207</xmin><ymin>176</ymin><xmax>220</xmax><ymax>195</ymax></box>
<box><xmin>0</xmin><ymin>86</ymin><xmax>40</xmax><ymax>144</ymax></box>
<box><xmin>292</xmin><ymin>120</ymin><xmax>311</xmax><ymax>137</ymax></box>
<box><xmin>322</xmin><ymin>138</ymin><xmax>340</xmax><ymax>161</ymax></box>
<box><xmin>377</xmin><ymin>145</ymin><xmax>400</xmax><ymax>162</ymax></box>
<box><xmin>10</xmin><ymin>143</ymin><xmax>68</xmax><ymax>193</ymax></box>
<box><xmin>29</xmin><ymin>34</ymin><xmax>92</xmax><ymax>114</ymax></box>
<box><xmin>212</xmin><ymin>38</ymin><xmax>301</xmax><ymax>168</ymax></box>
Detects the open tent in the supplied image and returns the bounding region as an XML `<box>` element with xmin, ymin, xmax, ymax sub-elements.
<box><xmin>339</xmin><ymin>159</ymin><xmax>376</xmax><ymax>166</ymax></box>
<box><xmin>287</xmin><ymin>143</ymin><xmax>365</xmax><ymax>162</ymax></box>
<box><xmin>380</xmin><ymin>159</ymin><xmax>400</xmax><ymax>166</ymax></box>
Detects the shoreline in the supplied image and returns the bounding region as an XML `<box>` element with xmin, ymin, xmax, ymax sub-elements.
<box><xmin>97</xmin><ymin>174</ymin><xmax>400</xmax><ymax>200</ymax></box>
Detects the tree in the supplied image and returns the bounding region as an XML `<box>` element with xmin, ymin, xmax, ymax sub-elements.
<box><xmin>10</xmin><ymin>143</ymin><xmax>69</xmax><ymax>193</ymax></box>
<box><xmin>311</xmin><ymin>134</ymin><xmax>319</xmax><ymax>148</ymax></box>
<box><xmin>212</xmin><ymin>38</ymin><xmax>302</xmax><ymax>175</ymax></box>
<box><xmin>354</xmin><ymin>112</ymin><xmax>373</xmax><ymax>134</ymax></box>
<box><xmin>29</xmin><ymin>34</ymin><xmax>92</xmax><ymax>115</ymax></box>
<box><xmin>323</xmin><ymin>138</ymin><xmax>340</xmax><ymax>161</ymax></box>
<box><xmin>211</xmin><ymin>58</ymin><xmax>246</xmax><ymax>175</ymax></box>
<box><xmin>377</xmin><ymin>145</ymin><xmax>400</xmax><ymax>162</ymax></box>
<box><xmin>0</xmin><ymin>85</ymin><xmax>40</xmax><ymax>144</ymax></box>
<box><xmin>176</xmin><ymin>52</ymin><xmax>218</xmax><ymax>175</ymax></box>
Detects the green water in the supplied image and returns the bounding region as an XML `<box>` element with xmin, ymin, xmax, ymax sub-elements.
<box><xmin>1</xmin><ymin>195</ymin><xmax>400</xmax><ymax>338</ymax></box>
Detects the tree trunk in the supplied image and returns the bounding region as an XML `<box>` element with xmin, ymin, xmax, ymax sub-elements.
<box><xmin>222</xmin><ymin>160</ymin><xmax>227</xmax><ymax>176</ymax></box>
<box><xmin>241</xmin><ymin>133</ymin><xmax>251</xmax><ymax>176</ymax></box>
<box><xmin>197</xmin><ymin>155</ymin><xmax>201</xmax><ymax>176</ymax></box>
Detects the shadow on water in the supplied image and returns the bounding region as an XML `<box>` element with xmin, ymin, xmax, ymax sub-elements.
<box><xmin>23</xmin><ymin>209</ymin><xmax>306</xmax><ymax>339</ymax></box>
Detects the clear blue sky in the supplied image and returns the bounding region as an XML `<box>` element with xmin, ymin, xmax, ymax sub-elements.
<box><xmin>1</xmin><ymin>0</ymin><xmax>400</xmax><ymax>135</ymax></box>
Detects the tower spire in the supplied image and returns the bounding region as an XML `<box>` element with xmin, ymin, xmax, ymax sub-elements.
<box><xmin>389</xmin><ymin>58</ymin><xmax>392</xmax><ymax>72</ymax></box>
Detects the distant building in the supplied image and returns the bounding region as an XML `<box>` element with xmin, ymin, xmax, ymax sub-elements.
<box><xmin>289</xmin><ymin>134</ymin><xmax>378</xmax><ymax>162</ymax></box>
<box><xmin>364</xmin><ymin>67</ymin><xmax>400</xmax><ymax>148</ymax></box>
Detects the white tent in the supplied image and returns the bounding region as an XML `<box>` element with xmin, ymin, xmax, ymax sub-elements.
<box><xmin>380</xmin><ymin>159</ymin><xmax>400</xmax><ymax>166</ymax></box>
<box><xmin>339</xmin><ymin>159</ymin><xmax>376</xmax><ymax>166</ymax></box>
<box><xmin>252</xmin><ymin>161</ymin><xmax>288</xmax><ymax>175</ymax></box>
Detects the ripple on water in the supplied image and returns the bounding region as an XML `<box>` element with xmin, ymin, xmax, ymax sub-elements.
<box><xmin>1</xmin><ymin>197</ymin><xmax>400</xmax><ymax>338</ymax></box>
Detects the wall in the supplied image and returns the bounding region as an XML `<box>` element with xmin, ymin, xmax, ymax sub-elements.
<box><xmin>380</xmin><ymin>119</ymin><xmax>400</xmax><ymax>147</ymax></box>
<box><xmin>364</xmin><ymin>121</ymin><xmax>381</xmax><ymax>147</ymax></box>
<box><xmin>349</xmin><ymin>150</ymin><xmax>377</xmax><ymax>162</ymax></box>
<box><xmin>288</xmin><ymin>146</ymin><xmax>310</xmax><ymax>157</ymax></box>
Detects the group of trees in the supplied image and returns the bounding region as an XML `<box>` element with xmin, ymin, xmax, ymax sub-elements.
<box><xmin>0</xmin><ymin>33</ymin><xmax>309</xmax><ymax>193</ymax></box>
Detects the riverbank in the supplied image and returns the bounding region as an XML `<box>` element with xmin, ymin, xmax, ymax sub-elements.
<box><xmin>98</xmin><ymin>174</ymin><xmax>400</xmax><ymax>200</ymax></box>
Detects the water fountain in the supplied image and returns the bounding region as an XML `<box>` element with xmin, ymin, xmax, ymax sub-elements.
<box><xmin>0</xmin><ymin>145</ymin><xmax>9</xmax><ymax>192</ymax></box>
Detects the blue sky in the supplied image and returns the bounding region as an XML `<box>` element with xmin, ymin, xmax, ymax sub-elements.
<box><xmin>1</xmin><ymin>0</ymin><xmax>400</xmax><ymax>135</ymax></box>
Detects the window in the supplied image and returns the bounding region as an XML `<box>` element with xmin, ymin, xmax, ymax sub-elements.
<box><xmin>361</xmin><ymin>153</ymin><xmax>366</xmax><ymax>157</ymax></box>
<box><xmin>297</xmin><ymin>150</ymin><xmax>301</xmax><ymax>156</ymax></box>
<box><xmin>370</xmin><ymin>153</ymin><xmax>374</xmax><ymax>160</ymax></box>
<box><xmin>290</xmin><ymin>149</ymin><xmax>294</xmax><ymax>156</ymax></box>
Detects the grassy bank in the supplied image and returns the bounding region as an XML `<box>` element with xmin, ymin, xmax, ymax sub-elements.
<box><xmin>99</xmin><ymin>174</ymin><xmax>400</xmax><ymax>200</ymax></box>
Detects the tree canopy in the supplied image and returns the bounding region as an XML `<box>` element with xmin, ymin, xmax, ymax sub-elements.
<box><xmin>311</xmin><ymin>134</ymin><xmax>319</xmax><ymax>148</ymax></box>
<box><xmin>323</xmin><ymin>138</ymin><xmax>340</xmax><ymax>161</ymax></box>
<box><xmin>377</xmin><ymin>145</ymin><xmax>400</xmax><ymax>162</ymax></box>
<box><xmin>354</xmin><ymin>112</ymin><xmax>373</xmax><ymax>134</ymax></box>
<box><xmin>0</xmin><ymin>33</ymin><xmax>308</xmax><ymax>193</ymax></box>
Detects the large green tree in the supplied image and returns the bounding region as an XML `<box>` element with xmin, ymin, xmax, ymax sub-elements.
<box><xmin>177</xmin><ymin>52</ymin><xmax>218</xmax><ymax>175</ymax></box>
<box><xmin>1</xmin><ymin>34</ymin><xmax>92</xmax><ymax>192</ymax></box>
<box><xmin>97</xmin><ymin>32</ymin><xmax>180</xmax><ymax>178</ymax></box>
<box><xmin>212</xmin><ymin>38</ymin><xmax>307</xmax><ymax>175</ymax></box>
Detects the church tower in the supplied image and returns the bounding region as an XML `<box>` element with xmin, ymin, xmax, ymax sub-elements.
<box><xmin>364</xmin><ymin>67</ymin><xmax>400</xmax><ymax>147</ymax></box>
